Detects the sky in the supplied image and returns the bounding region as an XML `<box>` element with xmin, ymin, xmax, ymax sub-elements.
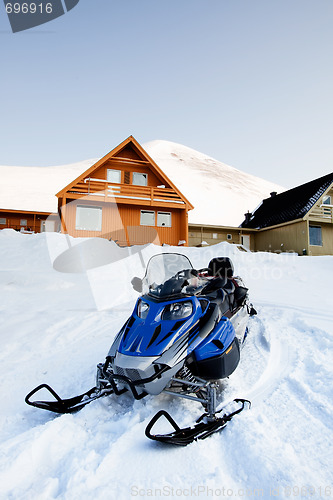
<box><xmin>1</xmin><ymin>0</ymin><xmax>333</xmax><ymax>188</ymax></box>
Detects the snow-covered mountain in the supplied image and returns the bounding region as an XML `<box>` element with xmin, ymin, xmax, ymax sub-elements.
<box><xmin>0</xmin><ymin>140</ymin><xmax>284</xmax><ymax>227</ymax></box>
<box><xmin>0</xmin><ymin>160</ymin><xmax>96</xmax><ymax>214</ymax></box>
<box><xmin>144</xmin><ymin>140</ymin><xmax>284</xmax><ymax>226</ymax></box>
<box><xmin>0</xmin><ymin>230</ymin><xmax>332</xmax><ymax>497</ymax></box>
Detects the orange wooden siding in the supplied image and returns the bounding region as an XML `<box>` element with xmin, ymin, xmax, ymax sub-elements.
<box><xmin>61</xmin><ymin>200</ymin><xmax>186</xmax><ymax>246</ymax></box>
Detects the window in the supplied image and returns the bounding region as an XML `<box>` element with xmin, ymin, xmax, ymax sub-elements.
<box><xmin>227</xmin><ymin>234</ymin><xmax>232</xmax><ymax>240</ymax></box>
<box><xmin>309</xmin><ymin>226</ymin><xmax>322</xmax><ymax>246</ymax></box>
<box><xmin>20</xmin><ymin>219</ymin><xmax>27</xmax><ymax>226</ymax></box>
<box><xmin>212</xmin><ymin>233</ymin><xmax>218</xmax><ymax>239</ymax></box>
<box><xmin>133</xmin><ymin>172</ymin><xmax>148</xmax><ymax>186</ymax></box>
<box><xmin>107</xmin><ymin>169</ymin><xmax>121</xmax><ymax>183</ymax></box>
<box><xmin>0</xmin><ymin>218</ymin><xmax>6</xmax><ymax>225</ymax></box>
<box><xmin>323</xmin><ymin>195</ymin><xmax>331</xmax><ymax>205</ymax></box>
<box><xmin>75</xmin><ymin>206</ymin><xmax>102</xmax><ymax>231</ymax></box>
<box><xmin>157</xmin><ymin>212</ymin><xmax>171</xmax><ymax>227</ymax></box>
<box><xmin>140</xmin><ymin>210</ymin><xmax>155</xmax><ymax>226</ymax></box>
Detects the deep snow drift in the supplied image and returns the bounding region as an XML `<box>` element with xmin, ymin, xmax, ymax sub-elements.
<box><xmin>0</xmin><ymin>230</ymin><xmax>332</xmax><ymax>499</ymax></box>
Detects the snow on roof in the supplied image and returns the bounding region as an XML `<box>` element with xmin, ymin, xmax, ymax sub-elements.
<box><xmin>0</xmin><ymin>140</ymin><xmax>285</xmax><ymax>226</ymax></box>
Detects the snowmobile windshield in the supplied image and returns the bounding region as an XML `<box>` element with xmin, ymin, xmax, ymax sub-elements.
<box><xmin>143</xmin><ymin>253</ymin><xmax>194</xmax><ymax>298</ymax></box>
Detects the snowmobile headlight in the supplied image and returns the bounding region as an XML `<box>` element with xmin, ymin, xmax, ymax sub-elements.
<box><xmin>162</xmin><ymin>301</ymin><xmax>193</xmax><ymax>321</ymax></box>
<box><xmin>137</xmin><ymin>299</ymin><xmax>150</xmax><ymax>319</ymax></box>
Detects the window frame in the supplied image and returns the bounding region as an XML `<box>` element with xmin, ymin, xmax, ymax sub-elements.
<box><xmin>157</xmin><ymin>211</ymin><xmax>172</xmax><ymax>227</ymax></box>
<box><xmin>322</xmin><ymin>195</ymin><xmax>332</xmax><ymax>205</ymax></box>
<box><xmin>132</xmin><ymin>172</ymin><xmax>148</xmax><ymax>186</ymax></box>
<box><xmin>309</xmin><ymin>225</ymin><xmax>323</xmax><ymax>246</ymax></box>
<box><xmin>107</xmin><ymin>169</ymin><xmax>121</xmax><ymax>184</ymax></box>
<box><xmin>75</xmin><ymin>205</ymin><xmax>102</xmax><ymax>231</ymax></box>
<box><xmin>140</xmin><ymin>210</ymin><xmax>155</xmax><ymax>226</ymax></box>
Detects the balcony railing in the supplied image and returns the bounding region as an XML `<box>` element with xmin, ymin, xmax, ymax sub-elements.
<box><xmin>310</xmin><ymin>205</ymin><xmax>333</xmax><ymax>222</ymax></box>
<box><xmin>67</xmin><ymin>177</ymin><xmax>185</xmax><ymax>206</ymax></box>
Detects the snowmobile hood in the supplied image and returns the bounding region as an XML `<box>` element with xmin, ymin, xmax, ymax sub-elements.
<box><xmin>118</xmin><ymin>295</ymin><xmax>208</xmax><ymax>357</ymax></box>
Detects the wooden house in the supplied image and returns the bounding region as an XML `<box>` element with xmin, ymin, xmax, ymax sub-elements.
<box><xmin>0</xmin><ymin>208</ymin><xmax>55</xmax><ymax>233</ymax></box>
<box><xmin>240</xmin><ymin>172</ymin><xmax>333</xmax><ymax>255</ymax></box>
<box><xmin>56</xmin><ymin>136</ymin><xmax>194</xmax><ymax>246</ymax></box>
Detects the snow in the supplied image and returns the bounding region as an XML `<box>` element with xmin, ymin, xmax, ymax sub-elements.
<box><xmin>0</xmin><ymin>230</ymin><xmax>332</xmax><ymax>499</ymax></box>
<box><xmin>0</xmin><ymin>140</ymin><xmax>284</xmax><ymax>226</ymax></box>
<box><xmin>0</xmin><ymin>160</ymin><xmax>97</xmax><ymax>213</ymax></box>
<box><xmin>144</xmin><ymin>140</ymin><xmax>284</xmax><ymax>226</ymax></box>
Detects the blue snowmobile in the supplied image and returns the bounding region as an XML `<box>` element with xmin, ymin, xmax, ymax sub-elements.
<box><xmin>26</xmin><ymin>254</ymin><xmax>256</xmax><ymax>445</ymax></box>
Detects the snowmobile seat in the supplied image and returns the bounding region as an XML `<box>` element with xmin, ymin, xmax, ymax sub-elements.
<box><xmin>201</xmin><ymin>277</ymin><xmax>227</xmax><ymax>294</ymax></box>
<box><xmin>202</xmin><ymin>288</ymin><xmax>229</xmax><ymax>316</ymax></box>
<box><xmin>223</xmin><ymin>279</ymin><xmax>235</xmax><ymax>294</ymax></box>
<box><xmin>208</xmin><ymin>257</ymin><xmax>234</xmax><ymax>279</ymax></box>
<box><xmin>201</xmin><ymin>275</ymin><xmax>235</xmax><ymax>311</ymax></box>
<box><xmin>223</xmin><ymin>279</ymin><xmax>235</xmax><ymax>310</ymax></box>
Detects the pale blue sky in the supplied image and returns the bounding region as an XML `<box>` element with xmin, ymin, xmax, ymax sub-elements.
<box><xmin>1</xmin><ymin>0</ymin><xmax>333</xmax><ymax>188</ymax></box>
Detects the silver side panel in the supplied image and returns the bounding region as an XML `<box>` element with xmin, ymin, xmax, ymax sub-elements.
<box><xmin>112</xmin><ymin>352</ymin><xmax>181</xmax><ymax>395</ymax></box>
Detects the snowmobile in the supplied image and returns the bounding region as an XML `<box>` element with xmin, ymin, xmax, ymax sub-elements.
<box><xmin>26</xmin><ymin>253</ymin><xmax>256</xmax><ymax>445</ymax></box>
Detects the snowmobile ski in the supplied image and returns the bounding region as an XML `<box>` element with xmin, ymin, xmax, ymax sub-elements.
<box><xmin>25</xmin><ymin>383</ymin><xmax>114</xmax><ymax>414</ymax></box>
<box><xmin>145</xmin><ymin>399</ymin><xmax>251</xmax><ymax>445</ymax></box>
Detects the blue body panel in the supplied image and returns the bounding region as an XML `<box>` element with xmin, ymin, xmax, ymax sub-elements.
<box><xmin>118</xmin><ymin>296</ymin><xmax>204</xmax><ymax>357</ymax></box>
<box><xmin>118</xmin><ymin>294</ymin><xmax>236</xmax><ymax>362</ymax></box>
<box><xmin>192</xmin><ymin>317</ymin><xmax>235</xmax><ymax>361</ymax></box>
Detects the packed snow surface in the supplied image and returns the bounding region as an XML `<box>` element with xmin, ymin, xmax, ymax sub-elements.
<box><xmin>0</xmin><ymin>140</ymin><xmax>284</xmax><ymax>226</ymax></box>
<box><xmin>0</xmin><ymin>230</ymin><xmax>332</xmax><ymax>499</ymax></box>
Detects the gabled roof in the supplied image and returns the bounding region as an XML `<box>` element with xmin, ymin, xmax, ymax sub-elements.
<box><xmin>56</xmin><ymin>136</ymin><xmax>194</xmax><ymax>210</ymax></box>
<box><xmin>240</xmin><ymin>172</ymin><xmax>333</xmax><ymax>229</ymax></box>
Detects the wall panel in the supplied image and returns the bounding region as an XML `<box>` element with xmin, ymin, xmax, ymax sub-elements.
<box><xmin>63</xmin><ymin>199</ymin><xmax>186</xmax><ymax>246</ymax></box>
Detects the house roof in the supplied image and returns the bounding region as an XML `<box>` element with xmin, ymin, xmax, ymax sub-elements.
<box><xmin>56</xmin><ymin>135</ymin><xmax>194</xmax><ymax>210</ymax></box>
<box><xmin>240</xmin><ymin>172</ymin><xmax>333</xmax><ymax>229</ymax></box>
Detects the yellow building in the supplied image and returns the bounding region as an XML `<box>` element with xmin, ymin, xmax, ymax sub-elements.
<box><xmin>240</xmin><ymin>173</ymin><xmax>333</xmax><ymax>256</ymax></box>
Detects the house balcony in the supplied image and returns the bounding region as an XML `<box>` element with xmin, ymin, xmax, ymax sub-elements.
<box><xmin>309</xmin><ymin>205</ymin><xmax>333</xmax><ymax>223</ymax></box>
<box><xmin>66</xmin><ymin>177</ymin><xmax>187</xmax><ymax>209</ymax></box>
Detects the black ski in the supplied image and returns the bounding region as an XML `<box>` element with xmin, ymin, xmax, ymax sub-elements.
<box><xmin>25</xmin><ymin>383</ymin><xmax>114</xmax><ymax>414</ymax></box>
<box><xmin>145</xmin><ymin>399</ymin><xmax>250</xmax><ymax>445</ymax></box>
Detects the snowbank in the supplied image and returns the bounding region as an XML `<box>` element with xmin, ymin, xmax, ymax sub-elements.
<box><xmin>0</xmin><ymin>230</ymin><xmax>332</xmax><ymax>499</ymax></box>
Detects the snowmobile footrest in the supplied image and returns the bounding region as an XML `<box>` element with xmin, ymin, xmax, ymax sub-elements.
<box><xmin>25</xmin><ymin>383</ymin><xmax>113</xmax><ymax>414</ymax></box>
<box><xmin>145</xmin><ymin>398</ymin><xmax>250</xmax><ymax>446</ymax></box>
